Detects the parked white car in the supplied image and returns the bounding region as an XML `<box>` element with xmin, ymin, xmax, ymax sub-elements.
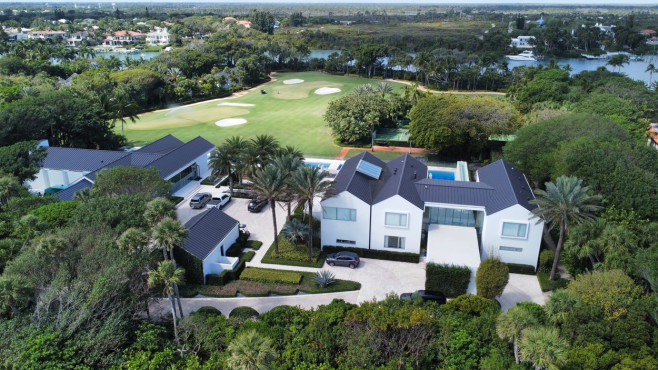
<box><xmin>208</xmin><ymin>193</ymin><xmax>231</xmax><ymax>209</ymax></box>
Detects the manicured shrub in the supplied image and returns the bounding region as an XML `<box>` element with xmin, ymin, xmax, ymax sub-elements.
<box><xmin>426</xmin><ymin>263</ymin><xmax>471</xmax><ymax>298</ymax></box>
<box><xmin>515</xmin><ymin>302</ymin><xmax>548</xmax><ymax>324</ymax></box>
<box><xmin>443</xmin><ymin>294</ymin><xmax>500</xmax><ymax>316</ymax></box>
<box><xmin>537</xmin><ymin>272</ymin><xmax>569</xmax><ymax>292</ymax></box>
<box><xmin>30</xmin><ymin>201</ymin><xmax>79</xmax><ymax>228</ymax></box>
<box><xmin>243</xmin><ymin>251</ymin><xmax>256</xmax><ymax>262</ymax></box>
<box><xmin>194</xmin><ymin>306</ymin><xmax>223</xmax><ymax>317</ymax></box>
<box><xmin>229</xmin><ymin>306</ymin><xmax>259</xmax><ymax>321</ymax></box>
<box><xmin>247</xmin><ymin>240</ymin><xmax>263</xmax><ymax>250</ymax></box>
<box><xmin>313</xmin><ymin>270</ymin><xmax>336</xmax><ymax>288</ymax></box>
<box><xmin>323</xmin><ymin>245</ymin><xmax>420</xmax><ymax>263</ymax></box>
<box><xmin>240</xmin><ymin>267</ymin><xmax>303</xmax><ymax>285</ymax></box>
<box><xmin>476</xmin><ymin>257</ymin><xmax>510</xmax><ymax>299</ymax></box>
<box><xmin>539</xmin><ymin>250</ymin><xmax>555</xmax><ymax>273</ymax></box>
<box><xmin>505</xmin><ymin>263</ymin><xmax>536</xmax><ymax>275</ymax></box>
<box><xmin>226</xmin><ymin>242</ymin><xmax>243</xmax><ymax>257</ymax></box>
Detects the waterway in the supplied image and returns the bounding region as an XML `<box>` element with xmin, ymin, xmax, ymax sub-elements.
<box><xmin>308</xmin><ymin>49</ymin><xmax>657</xmax><ymax>86</ymax></box>
<box><xmin>93</xmin><ymin>50</ymin><xmax>161</xmax><ymax>61</ymax></box>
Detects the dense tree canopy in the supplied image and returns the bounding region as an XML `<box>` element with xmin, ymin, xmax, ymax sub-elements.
<box><xmin>92</xmin><ymin>166</ymin><xmax>172</xmax><ymax>198</ymax></box>
<box><xmin>0</xmin><ymin>141</ymin><xmax>46</xmax><ymax>182</ymax></box>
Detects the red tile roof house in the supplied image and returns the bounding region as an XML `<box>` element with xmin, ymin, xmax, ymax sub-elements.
<box><xmin>103</xmin><ymin>30</ymin><xmax>146</xmax><ymax>46</ymax></box>
<box><xmin>648</xmin><ymin>123</ymin><xmax>658</xmax><ymax>150</ymax></box>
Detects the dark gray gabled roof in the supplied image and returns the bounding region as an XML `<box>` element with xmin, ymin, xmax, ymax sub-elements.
<box><xmin>374</xmin><ymin>154</ymin><xmax>427</xmax><ymax>209</ymax></box>
<box><xmin>42</xmin><ymin>147</ymin><xmax>128</xmax><ymax>171</ymax></box>
<box><xmin>415</xmin><ymin>178</ymin><xmax>495</xmax><ymax>210</ymax></box>
<box><xmin>476</xmin><ymin>160</ymin><xmax>537</xmax><ymax>214</ymax></box>
<box><xmin>136</xmin><ymin>134</ymin><xmax>184</xmax><ymax>155</ymax></box>
<box><xmin>148</xmin><ymin>136</ymin><xmax>215</xmax><ymax>179</ymax></box>
<box><xmin>56</xmin><ymin>178</ymin><xmax>93</xmax><ymax>201</ymax></box>
<box><xmin>84</xmin><ymin>152</ymin><xmax>163</xmax><ymax>181</ymax></box>
<box><xmin>183</xmin><ymin>208</ymin><xmax>239</xmax><ymax>260</ymax></box>
<box><xmin>333</xmin><ymin>151</ymin><xmax>388</xmax><ymax>205</ymax></box>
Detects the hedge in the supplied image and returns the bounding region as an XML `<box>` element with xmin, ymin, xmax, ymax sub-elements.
<box><xmin>537</xmin><ymin>272</ymin><xmax>569</xmax><ymax>292</ymax></box>
<box><xmin>443</xmin><ymin>294</ymin><xmax>500</xmax><ymax>316</ymax></box>
<box><xmin>505</xmin><ymin>263</ymin><xmax>536</xmax><ymax>275</ymax></box>
<box><xmin>173</xmin><ymin>246</ymin><xmax>204</xmax><ymax>285</ymax></box>
<box><xmin>226</xmin><ymin>242</ymin><xmax>243</xmax><ymax>257</ymax></box>
<box><xmin>205</xmin><ymin>256</ymin><xmax>247</xmax><ymax>286</ymax></box>
<box><xmin>240</xmin><ymin>267</ymin><xmax>303</xmax><ymax>285</ymax></box>
<box><xmin>323</xmin><ymin>246</ymin><xmax>420</xmax><ymax>263</ymax></box>
<box><xmin>475</xmin><ymin>258</ymin><xmax>510</xmax><ymax>299</ymax></box>
<box><xmin>247</xmin><ymin>240</ymin><xmax>263</xmax><ymax>250</ymax></box>
<box><xmin>243</xmin><ymin>251</ymin><xmax>256</xmax><ymax>262</ymax></box>
<box><xmin>426</xmin><ymin>263</ymin><xmax>471</xmax><ymax>298</ymax></box>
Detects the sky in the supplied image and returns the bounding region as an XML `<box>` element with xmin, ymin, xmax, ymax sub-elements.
<box><xmin>9</xmin><ymin>0</ymin><xmax>658</xmax><ymax>4</ymax></box>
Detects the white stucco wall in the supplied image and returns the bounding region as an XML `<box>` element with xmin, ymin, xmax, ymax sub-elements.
<box><xmin>480</xmin><ymin>204</ymin><xmax>543</xmax><ymax>268</ymax></box>
<box><xmin>321</xmin><ymin>191</ymin><xmax>370</xmax><ymax>249</ymax></box>
<box><xmin>26</xmin><ymin>168</ymin><xmax>87</xmax><ymax>194</ymax></box>
<box><xmin>370</xmin><ymin>195</ymin><xmax>423</xmax><ymax>254</ymax></box>
<box><xmin>202</xmin><ymin>223</ymin><xmax>239</xmax><ymax>281</ymax></box>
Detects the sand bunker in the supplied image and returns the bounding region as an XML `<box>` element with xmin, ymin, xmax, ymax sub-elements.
<box><xmin>215</xmin><ymin>118</ymin><xmax>247</xmax><ymax>127</ymax></box>
<box><xmin>283</xmin><ymin>79</ymin><xmax>304</xmax><ymax>85</ymax></box>
<box><xmin>315</xmin><ymin>87</ymin><xmax>341</xmax><ymax>95</ymax></box>
<box><xmin>218</xmin><ymin>102</ymin><xmax>255</xmax><ymax>107</ymax></box>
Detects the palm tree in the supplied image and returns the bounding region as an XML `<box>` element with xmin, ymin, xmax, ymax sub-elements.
<box><xmin>153</xmin><ymin>218</ymin><xmax>189</xmax><ymax>262</ymax></box>
<box><xmin>210</xmin><ymin>145</ymin><xmax>236</xmax><ymax>195</ymax></box>
<box><xmin>0</xmin><ymin>176</ymin><xmax>24</xmax><ymax>205</ymax></box>
<box><xmin>531</xmin><ymin>176</ymin><xmax>602</xmax><ymax>281</ymax></box>
<box><xmin>272</xmin><ymin>154</ymin><xmax>303</xmax><ymax>219</ymax></box>
<box><xmin>143</xmin><ymin>197</ymin><xmax>176</xmax><ymax>228</ymax></box>
<box><xmin>607</xmin><ymin>54</ymin><xmax>629</xmax><ymax>72</ymax></box>
<box><xmin>375</xmin><ymin>82</ymin><xmax>393</xmax><ymax>97</ymax></box>
<box><xmin>117</xmin><ymin>227</ymin><xmax>151</xmax><ymax>254</ymax></box>
<box><xmin>280</xmin><ymin>219</ymin><xmax>309</xmax><ymax>250</ymax></box>
<box><xmin>645</xmin><ymin>63</ymin><xmax>656</xmax><ymax>88</ymax></box>
<box><xmin>276</xmin><ymin>145</ymin><xmax>304</xmax><ymax>161</ymax></box>
<box><xmin>519</xmin><ymin>326</ymin><xmax>568</xmax><ymax>370</ymax></box>
<box><xmin>250</xmin><ymin>134</ymin><xmax>280</xmax><ymax>165</ymax></box>
<box><xmin>34</xmin><ymin>235</ymin><xmax>66</xmax><ymax>265</ymax></box>
<box><xmin>0</xmin><ymin>275</ymin><xmax>31</xmax><ymax>318</ymax></box>
<box><xmin>292</xmin><ymin>166</ymin><xmax>335</xmax><ymax>261</ymax></box>
<box><xmin>148</xmin><ymin>260</ymin><xmax>185</xmax><ymax>343</ymax></box>
<box><xmin>544</xmin><ymin>289</ymin><xmax>579</xmax><ymax>326</ymax></box>
<box><xmin>227</xmin><ymin>330</ymin><xmax>276</xmax><ymax>370</ymax></box>
<box><xmin>109</xmin><ymin>87</ymin><xmax>139</xmax><ymax>136</ymax></box>
<box><xmin>497</xmin><ymin>306</ymin><xmax>539</xmax><ymax>365</ymax></box>
<box><xmin>250</xmin><ymin>166</ymin><xmax>287</xmax><ymax>255</ymax></box>
<box><xmin>221</xmin><ymin>136</ymin><xmax>248</xmax><ymax>187</ymax></box>
<box><xmin>72</xmin><ymin>187</ymin><xmax>93</xmax><ymax>202</ymax></box>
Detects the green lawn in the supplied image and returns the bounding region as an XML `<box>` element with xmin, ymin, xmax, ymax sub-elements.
<box><xmin>123</xmin><ymin>72</ymin><xmax>406</xmax><ymax>158</ymax></box>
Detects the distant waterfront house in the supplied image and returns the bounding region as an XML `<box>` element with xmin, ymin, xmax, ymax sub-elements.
<box><xmin>509</xmin><ymin>36</ymin><xmax>535</xmax><ymax>49</ymax></box>
<box><xmin>66</xmin><ymin>32</ymin><xmax>89</xmax><ymax>47</ymax></box>
<box><xmin>146</xmin><ymin>27</ymin><xmax>170</xmax><ymax>45</ymax></box>
<box><xmin>103</xmin><ymin>30</ymin><xmax>146</xmax><ymax>46</ymax></box>
<box><xmin>180</xmin><ymin>207</ymin><xmax>240</xmax><ymax>284</ymax></box>
<box><xmin>649</xmin><ymin>123</ymin><xmax>658</xmax><ymax>150</ymax></box>
<box><xmin>26</xmin><ymin>135</ymin><xmax>215</xmax><ymax>199</ymax></box>
<box><xmin>27</xmin><ymin>30</ymin><xmax>66</xmax><ymax>40</ymax></box>
<box><xmin>321</xmin><ymin>152</ymin><xmax>543</xmax><ymax>273</ymax></box>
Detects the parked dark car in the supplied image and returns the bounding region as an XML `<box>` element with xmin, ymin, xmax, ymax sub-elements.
<box><xmin>248</xmin><ymin>196</ymin><xmax>268</xmax><ymax>212</ymax></box>
<box><xmin>326</xmin><ymin>251</ymin><xmax>360</xmax><ymax>268</ymax></box>
<box><xmin>399</xmin><ymin>290</ymin><xmax>447</xmax><ymax>305</ymax></box>
<box><xmin>208</xmin><ymin>193</ymin><xmax>231</xmax><ymax>209</ymax></box>
<box><xmin>189</xmin><ymin>192</ymin><xmax>212</xmax><ymax>209</ymax></box>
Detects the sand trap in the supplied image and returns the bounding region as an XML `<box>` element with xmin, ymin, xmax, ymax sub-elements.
<box><xmin>218</xmin><ymin>102</ymin><xmax>255</xmax><ymax>107</ymax></box>
<box><xmin>315</xmin><ymin>87</ymin><xmax>341</xmax><ymax>95</ymax></box>
<box><xmin>283</xmin><ymin>79</ymin><xmax>304</xmax><ymax>85</ymax></box>
<box><xmin>215</xmin><ymin>118</ymin><xmax>247</xmax><ymax>127</ymax></box>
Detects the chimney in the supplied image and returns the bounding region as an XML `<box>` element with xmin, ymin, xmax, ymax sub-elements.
<box><xmin>413</xmin><ymin>171</ymin><xmax>417</xmax><ymax>179</ymax></box>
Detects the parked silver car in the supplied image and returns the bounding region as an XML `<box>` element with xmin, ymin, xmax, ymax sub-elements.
<box><xmin>189</xmin><ymin>192</ymin><xmax>212</xmax><ymax>209</ymax></box>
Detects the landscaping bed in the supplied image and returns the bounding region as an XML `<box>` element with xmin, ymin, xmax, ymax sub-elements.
<box><xmin>261</xmin><ymin>238</ymin><xmax>326</xmax><ymax>268</ymax></box>
<box><xmin>537</xmin><ymin>272</ymin><xmax>570</xmax><ymax>292</ymax></box>
<box><xmin>179</xmin><ymin>269</ymin><xmax>360</xmax><ymax>298</ymax></box>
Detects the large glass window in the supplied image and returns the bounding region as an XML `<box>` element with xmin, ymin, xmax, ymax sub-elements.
<box><xmin>385</xmin><ymin>236</ymin><xmax>405</xmax><ymax>249</ymax></box>
<box><xmin>501</xmin><ymin>222</ymin><xmax>528</xmax><ymax>238</ymax></box>
<box><xmin>385</xmin><ymin>212</ymin><xmax>408</xmax><ymax>227</ymax></box>
<box><xmin>323</xmin><ymin>207</ymin><xmax>356</xmax><ymax>221</ymax></box>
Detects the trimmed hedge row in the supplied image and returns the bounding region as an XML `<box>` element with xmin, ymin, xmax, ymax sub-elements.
<box><xmin>206</xmin><ymin>257</ymin><xmax>247</xmax><ymax>286</ymax></box>
<box><xmin>243</xmin><ymin>251</ymin><xmax>256</xmax><ymax>262</ymax></box>
<box><xmin>505</xmin><ymin>263</ymin><xmax>536</xmax><ymax>275</ymax></box>
<box><xmin>240</xmin><ymin>267</ymin><xmax>303</xmax><ymax>285</ymax></box>
<box><xmin>426</xmin><ymin>263</ymin><xmax>471</xmax><ymax>298</ymax></box>
<box><xmin>247</xmin><ymin>240</ymin><xmax>263</xmax><ymax>250</ymax></box>
<box><xmin>174</xmin><ymin>246</ymin><xmax>204</xmax><ymax>285</ymax></box>
<box><xmin>323</xmin><ymin>246</ymin><xmax>420</xmax><ymax>263</ymax></box>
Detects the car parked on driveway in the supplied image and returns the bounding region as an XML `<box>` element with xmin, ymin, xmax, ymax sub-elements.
<box><xmin>208</xmin><ymin>193</ymin><xmax>231</xmax><ymax>209</ymax></box>
<box><xmin>399</xmin><ymin>290</ymin><xmax>447</xmax><ymax>304</ymax></box>
<box><xmin>189</xmin><ymin>192</ymin><xmax>212</xmax><ymax>209</ymax></box>
<box><xmin>326</xmin><ymin>251</ymin><xmax>360</xmax><ymax>268</ymax></box>
<box><xmin>248</xmin><ymin>196</ymin><xmax>268</xmax><ymax>212</ymax></box>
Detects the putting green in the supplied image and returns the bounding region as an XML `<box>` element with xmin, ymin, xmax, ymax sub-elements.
<box><xmin>123</xmin><ymin>72</ymin><xmax>405</xmax><ymax>158</ymax></box>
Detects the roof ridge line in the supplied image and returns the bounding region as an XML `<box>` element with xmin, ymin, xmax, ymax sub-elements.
<box><xmin>186</xmin><ymin>208</ymin><xmax>213</xmax><ymax>229</ymax></box>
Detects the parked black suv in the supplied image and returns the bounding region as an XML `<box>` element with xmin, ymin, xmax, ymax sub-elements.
<box><xmin>189</xmin><ymin>192</ymin><xmax>212</xmax><ymax>209</ymax></box>
<box><xmin>326</xmin><ymin>251</ymin><xmax>360</xmax><ymax>269</ymax></box>
<box><xmin>248</xmin><ymin>196</ymin><xmax>268</xmax><ymax>212</ymax></box>
<box><xmin>400</xmin><ymin>290</ymin><xmax>447</xmax><ymax>305</ymax></box>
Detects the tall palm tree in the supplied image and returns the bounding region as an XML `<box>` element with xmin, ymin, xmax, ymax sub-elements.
<box><xmin>497</xmin><ymin>306</ymin><xmax>539</xmax><ymax>365</ymax></box>
<box><xmin>110</xmin><ymin>87</ymin><xmax>139</xmax><ymax>137</ymax></box>
<box><xmin>607</xmin><ymin>54</ymin><xmax>629</xmax><ymax>72</ymax></box>
<box><xmin>280</xmin><ymin>218</ymin><xmax>309</xmax><ymax>250</ymax></box>
<box><xmin>0</xmin><ymin>275</ymin><xmax>31</xmax><ymax>318</ymax></box>
<box><xmin>143</xmin><ymin>197</ymin><xmax>176</xmax><ymax>228</ymax></box>
<box><xmin>531</xmin><ymin>176</ymin><xmax>602</xmax><ymax>281</ymax></box>
<box><xmin>519</xmin><ymin>326</ymin><xmax>568</xmax><ymax>370</ymax></box>
<box><xmin>276</xmin><ymin>145</ymin><xmax>304</xmax><ymax>161</ymax></box>
<box><xmin>645</xmin><ymin>63</ymin><xmax>656</xmax><ymax>88</ymax></box>
<box><xmin>544</xmin><ymin>289</ymin><xmax>579</xmax><ymax>326</ymax></box>
<box><xmin>223</xmin><ymin>136</ymin><xmax>248</xmax><ymax>186</ymax></box>
<box><xmin>250</xmin><ymin>134</ymin><xmax>280</xmax><ymax>165</ymax></box>
<box><xmin>153</xmin><ymin>218</ymin><xmax>189</xmax><ymax>262</ymax></box>
<box><xmin>291</xmin><ymin>166</ymin><xmax>335</xmax><ymax>261</ymax></box>
<box><xmin>210</xmin><ymin>145</ymin><xmax>236</xmax><ymax>195</ymax></box>
<box><xmin>250</xmin><ymin>166</ymin><xmax>287</xmax><ymax>255</ymax></box>
<box><xmin>272</xmin><ymin>154</ymin><xmax>303</xmax><ymax>219</ymax></box>
<box><xmin>227</xmin><ymin>330</ymin><xmax>276</xmax><ymax>370</ymax></box>
<box><xmin>117</xmin><ymin>227</ymin><xmax>151</xmax><ymax>255</ymax></box>
<box><xmin>148</xmin><ymin>260</ymin><xmax>185</xmax><ymax>343</ymax></box>
<box><xmin>72</xmin><ymin>187</ymin><xmax>93</xmax><ymax>202</ymax></box>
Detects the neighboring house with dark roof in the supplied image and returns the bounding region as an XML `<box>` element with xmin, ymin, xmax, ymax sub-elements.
<box><xmin>321</xmin><ymin>152</ymin><xmax>543</xmax><ymax>269</ymax></box>
<box><xmin>25</xmin><ymin>135</ymin><xmax>215</xmax><ymax>200</ymax></box>
<box><xmin>182</xmin><ymin>207</ymin><xmax>240</xmax><ymax>283</ymax></box>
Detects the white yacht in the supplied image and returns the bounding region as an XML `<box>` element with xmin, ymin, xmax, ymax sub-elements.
<box><xmin>506</xmin><ymin>50</ymin><xmax>537</xmax><ymax>61</ymax></box>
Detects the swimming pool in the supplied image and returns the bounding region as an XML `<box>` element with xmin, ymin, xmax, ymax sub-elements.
<box><xmin>428</xmin><ymin>170</ymin><xmax>455</xmax><ymax>180</ymax></box>
<box><xmin>305</xmin><ymin>162</ymin><xmax>330</xmax><ymax>169</ymax></box>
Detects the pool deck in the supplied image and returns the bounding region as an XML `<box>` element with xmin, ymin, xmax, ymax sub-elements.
<box><xmin>305</xmin><ymin>158</ymin><xmax>344</xmax><ymax>172</ymax></box>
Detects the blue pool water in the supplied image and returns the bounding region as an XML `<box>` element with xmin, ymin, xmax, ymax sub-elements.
<box><xmin>337</xmin><ymin>164</ymin><xmax>343</xmax><ymax>170</ymax></box>
<box><xmin>306</xmin><ymin>162</ymin><xmax>330</xmax><ymax>169</ymax></box>
<box><xmin>428</xmin><ymin>170</ymin><xmax>455</xmax><ymax>180</ymax></box>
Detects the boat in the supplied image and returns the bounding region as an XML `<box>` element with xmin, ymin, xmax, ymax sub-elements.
<box><xmin>506</xmin><ymin>50</ymin><xmax>537</xmax><ymax>61</ymax></box>
<box><xmin>581</xmin><ymin>53</ymin><xmax>609</xmax><ymax>60</ymax></box>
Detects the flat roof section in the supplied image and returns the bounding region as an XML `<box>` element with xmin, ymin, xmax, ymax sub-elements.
<box><xmin>426</xmin><ymin>224</ymin><xmax>481</xmax><ymax>295</ymax></box>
